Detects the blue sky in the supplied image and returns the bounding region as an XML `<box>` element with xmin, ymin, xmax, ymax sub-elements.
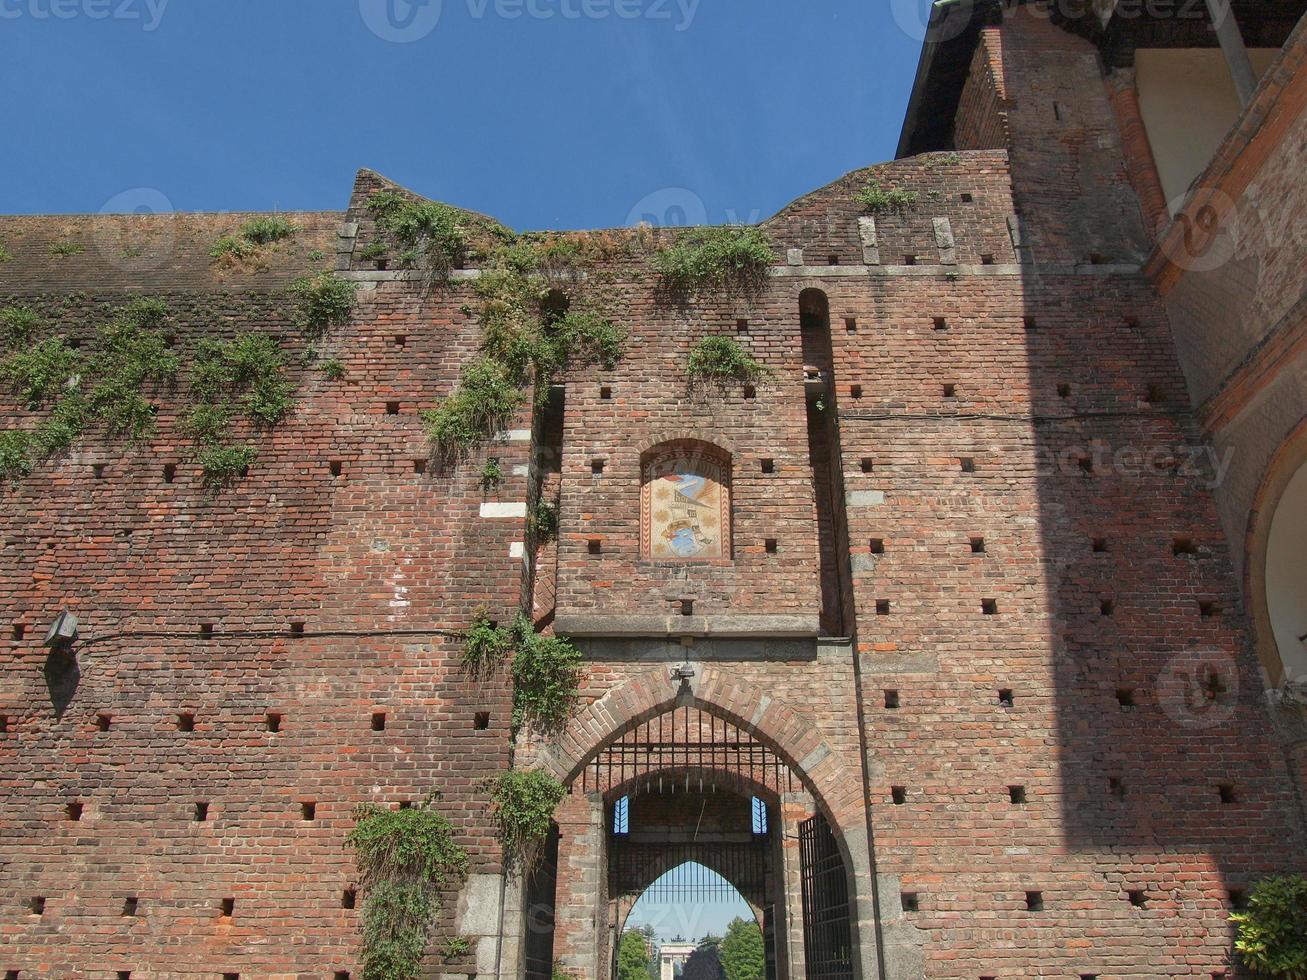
<box><xmin>0</xmin><ymin>0</ymin><xmax>933</xmax><ymax>229</ymax></box>
<box><xmin>624</xmin><ymin>862</ymin><xmax>755</xmax><ymax>942</ymax></box>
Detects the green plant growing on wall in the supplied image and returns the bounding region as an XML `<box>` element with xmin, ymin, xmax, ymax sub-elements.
<box><xmin>367</xmin><ymin>192</ymin><xmax>470</xmax><ymax>283</ymax></box>
<box><xmin>488</xmin><ymin>769</ymin><xmax>566</xmax><ymax>870</ymax></box>
<box><xmin>479</xmin><ymin>457</ymin><xmax>503</xmax><ymax>491</ymax></box>
<box><xmin>210</xmin><ymin>236</ymin><xmax>255</xmax><ymax>262</ymax></box>
<box><xmin>239</xmin><ymin>215</ymin><xmax>298</xmax><ymax>245</ymax></box>
<box><xmin>420</xmin><ymin>236</ymin><xmax>626</xmax><ymax>462</ymax></box>
<box><xmin>459</xmin><ymin>613</ymin><xmax>581</xmax><ymax>733</ymax></box>
<box><xmin>195</xmin><ymin>443</ymin><xmax>257</xmax><ymax>490</ymax></box>
<box><xmin>347</xmin><ymin>798</ymin><xmax>469</xmax><ymax>980</ymax></box>
<box><xmin>441</xmin><ymin>936</ymin><xmax>472</xmax><ymax>960</ymax></box>
<box><xmin>0</xmin><ymin>307</ymin><xmax>40</xmax><ymax>350</ymax></box>
<box><xmin>84</xmin><ymin>299</ymin><xmax>180</xmax><ymax>442</ymax></box>
<box><xmin>0</xmin><ymin>430</ymin><xmax>34</xmax><ymax>482</ymax></box>
<box><xmin>211</xmin><ymin>216</ymin><xmax>298</xmax><ymax>265</ymax></box>
<box><xmin>686</xmin><ymin>336</ymin><xmax>770</xmax><ymax>391</ymax></box>
<box><xmin>460</xmin><ymin>611</ymin><xmax>514</xmax><ymax>677</ymax></box>
<box><xmin>422</xmin><ymin>358</ymin><xmax>524</xmax><ymax>463</ymax></box>
<box><xmin>0</xmin><ymin>336</ymin><xmax>82</xmax><ymax>409</ymax></box>
<box><xmin>653</xmin><ymin>226</ymin><xmax>774</xmax><ymax>299</ymax></box>
<box><xmin>185</xmin><ymin>332</ymin><xmax>295</xmax><ymax>488</ymax></box>
<box><xmin>292</xmin><ymin>272</ymin><xmax>358</xmax><ymax>340</ymax></box>
<box><xmin>49</xmin><ymin>241</ymin><xmax>84</xmax><ymax>257</ymax></box>
<box><xmin>857</xmin><ymin>180</ymin><xmax>918</xmax><ymax>214</ymax></box>
<box><xmin>0</xmin><ymin>298</ymin><xmax>178</xmax><ymax>478</ymax></box>
<box><xmin>511</xmin><ymin>622</ymin><xmax>580</xmax><ymax>734</ymax></box>
<box><xmin>319</xmin><ymin>356</ymin><xmax>346</xmax><ymax>380</ymax></box>
<box><xmin>1231</xmin><ymin>874</ymin><xmax>1307</xmax><ymax>977</ymax></box>
<box><xmin>528</xmin><ymin>499</ymin><xmax>558</xmax><ymax>543</ymax></box>
<box><xmin>0</xmin><ymin>243</ymin><xmax>13</xmax><ymax>263</ymax></box>
<box><xmin>360</xmin><ymin>241</ymin><xmax>389</xmax><ymax>265</ymax></box>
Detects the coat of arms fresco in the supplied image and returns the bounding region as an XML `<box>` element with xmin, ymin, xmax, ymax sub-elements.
<box><xmin>641</xmin><ymin>447</ymin><xmax>731</xmax><ymax>560</ymax></box>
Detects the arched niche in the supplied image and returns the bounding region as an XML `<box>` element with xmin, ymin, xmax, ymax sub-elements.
<box><xmin>640</xmin><ymin>440</ymin><xmax>733</xmax><ymax>561</ymax></box>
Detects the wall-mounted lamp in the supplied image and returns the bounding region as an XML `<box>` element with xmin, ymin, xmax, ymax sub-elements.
<box><xmin>44</xmin><ymin>610</ymin><xmax>79</xmax><ymax>655</ymax></box>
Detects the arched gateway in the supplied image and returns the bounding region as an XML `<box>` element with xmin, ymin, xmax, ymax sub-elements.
<box><xmin>512</xmin><ymin>664</ymin><xmax>880</xmax><ymax>980</ymax></box>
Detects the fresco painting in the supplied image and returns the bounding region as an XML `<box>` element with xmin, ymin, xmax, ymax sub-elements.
<box><xmin>642</xmin><ymin>449</ymin><xmax>730</xmax><ymax>560</ymax></box>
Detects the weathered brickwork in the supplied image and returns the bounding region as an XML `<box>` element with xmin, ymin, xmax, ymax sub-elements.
<box><xmin>2</xmin><ymin>5</ymin><xmax>1306</xmax><ymax>980</ymax></box>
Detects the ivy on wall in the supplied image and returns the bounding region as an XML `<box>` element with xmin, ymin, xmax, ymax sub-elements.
<box><xmin>347</xmin><ymin>798</ymin><xmax>469</xmax><ymax>980</ymax></box>
<box><xmin>488</xmin><ymin>769</ymin><xmax>566</xmax><ymax>871</ymax></box>
<box><xmin>460</xmin><ymin>613</ymin><xmax>582</xmax><ymax>735</ymax></box>
<box><xmin>362</xmin><ymin>192</ymin><xmax>627</xmax><ymax>463</ymax></box>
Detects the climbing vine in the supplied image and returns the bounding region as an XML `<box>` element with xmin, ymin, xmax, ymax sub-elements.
<box><xmin>653</xmin><ymin>225</ymin><xmax>774</xmax><ymax>299</ymax></box>
<box><xmin>459</xmin><ymin>613</ymin><xmax>581</xmax><ymax>734</ymax></box>
<box><xmin>487</xmin><ymin>769</ymin><xmax>566</xmax><ymax>870</ymax></box>
<box><xmin>1231</xmin><ymin>874</ymin><xmax>1307</xmax><ymax>977</ymax></box>
<box><xmin>347</xmin><ymin>798</ymin><xmax>469</xmax><ymax>980</ymax></box>
<box><xmin>385</xmin><ymin>201</ymin><xmax>626</xmax><ymax>462</ymax></box>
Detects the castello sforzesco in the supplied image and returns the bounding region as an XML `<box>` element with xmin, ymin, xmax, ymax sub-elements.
<box><xmin>4</xmin><ymin>1</ymin><xmax>1307</xmax><ymax>978</ymax></box>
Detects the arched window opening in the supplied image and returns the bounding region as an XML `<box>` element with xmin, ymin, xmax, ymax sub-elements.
<box><xmin>540</xmin><ymin>288</ymin><xmax>570</xmax><ymax>327</ymax></box>
<box><xmin>641</xmin><ymin>441</ymin><xmax>733</xmax><ymax>561</ymax></box>
<box><xmin>1266</xmin><ymin>459</ymin><xmax>1307</xmax><ymax>683</ymax></box>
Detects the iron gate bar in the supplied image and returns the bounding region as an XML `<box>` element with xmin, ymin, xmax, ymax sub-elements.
<box><xmin>798</xmin><ymin>813</ymin><xmax>854</xmax><ymax>980</ymax></box>
<box><xmin>581</xmin><ymin>706</ymin><xmax>795</xmax><ymax>796</ymax></box>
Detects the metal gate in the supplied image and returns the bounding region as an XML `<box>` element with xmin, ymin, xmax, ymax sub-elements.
<box><xmin>798</xmin><ymin>813</ymin><xmax>853</xmax><ymax>980</ymax></box>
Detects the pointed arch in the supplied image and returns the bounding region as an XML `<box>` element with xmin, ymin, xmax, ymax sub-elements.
<box><xmin>538</xmin><ymin>665</ymin><xmax>865</xmax><ymax>836</ymax></box>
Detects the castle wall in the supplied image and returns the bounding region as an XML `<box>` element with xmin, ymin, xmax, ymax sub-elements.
<box><xmin>1</xmin><ymin>9</ymin><xmax>1306</xmax><ymax>978</ymax></box>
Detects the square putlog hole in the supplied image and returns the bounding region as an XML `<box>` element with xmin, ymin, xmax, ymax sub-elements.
<box><xmin>1025</xmin><ymin>891</ymin><xmax>1044</xmax><ymax>911</ymax></box>
<box><xmin>371</xmin><ymin>712</ymin><xmax>386</xmax><ymax>732</ymax></box>
<box><xmin>587</xmin><ymin>539</ymin><xmax>602</xmax><ymax>555</ymax></box>
<box><xmin>1008</xmin><ymin>785</ymin><xmax>1027</xmax><ymax>804</ymax></box>
<box><xmin>474</xmin><ymin>711</ymin><xmax>491</xmax><ymax>730</ymax></box>
<box><xmin>883</xmin><ymin>690</ymin><xmax>900</xmax><ymax>709</ymax></box>
<box><xmin>760</xmin><ymin>458</ymin><xmax>774</xmax><ymax>474</ymax></box>
<box><xmin>900</xmin><ymin>892</ymin><xmax>919</xmax><ymax>912</ymax></box>
<box><xmin>890</xmin><ymin>786</ymin><xmax>907</xmax><ymax>805</ymax></box>
<box><xmin>177</xmin><ymin>713</ymin><xmax>195</xmax><ymax>732</ymax></box>
<box><xmin>981</xmin><ymin>598</ymin><xmax>998</xmax><ymax>615</ymax></box>
<box><xmin>265</xmin><ymin>712</ymin><xmax>283</xmax><ymax>732</ymax></box>
<box><xmin>301</xmin><ymin>802</ymin><xmax>317</xmax><ymax>821</ymax></box>
<box><xmin>870</xmin><ymin>538</ymin><xmax>885</xmax><ymax>555</ymax></box>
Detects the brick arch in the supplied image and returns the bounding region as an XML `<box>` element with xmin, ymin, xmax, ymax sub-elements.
<box><xmin>538</xmin><ymin>664</ymin><xmax>865</xmax><ymax>836</ymax></box>
<box><xmin>635</xmin><ymin>429</ymin><xmax>738</xmax><ymax>457</ymax></box>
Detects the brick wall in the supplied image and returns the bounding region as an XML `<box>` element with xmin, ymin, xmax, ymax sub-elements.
<box><xmin>2</xmin><ymin>9</ymin><xmax>1307</xmax><ymax>978</ymax></box>
<box><xmin>0</xmin><ymin>225</ymin><xmax>527</xmax><ymax>977</ymax></box>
